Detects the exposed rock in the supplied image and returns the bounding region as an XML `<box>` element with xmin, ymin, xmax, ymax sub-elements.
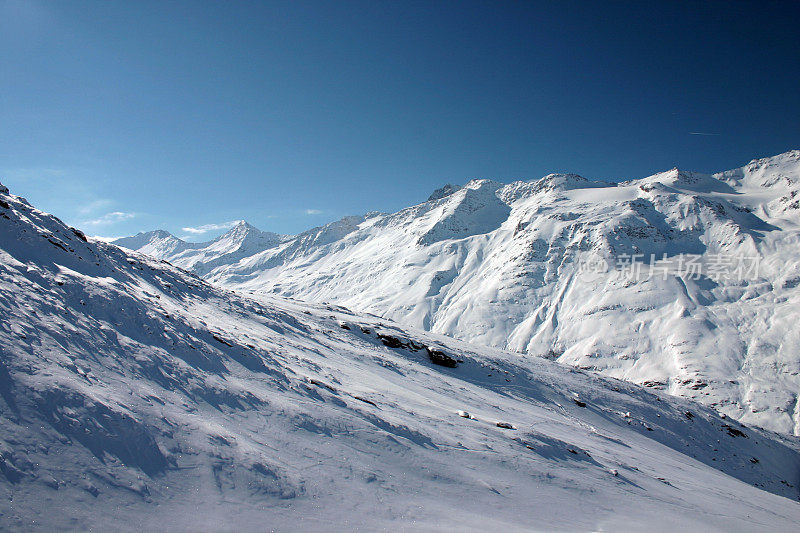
<box><xmin>426</xmin><ymin>346</ymin><xmax>458</xmax><ymax>368</ymax></box>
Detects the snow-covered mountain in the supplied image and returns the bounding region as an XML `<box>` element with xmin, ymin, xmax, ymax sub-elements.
<box><xmin>113</xmin><ymin>229</ymin><xmax>204</xmax><ymax>258</ymax></box>
<box><xmin>115</xmin><ymin>221</ymin><xmax>284</xmax><ymax>277</ymax></box>
<box><xmin>168</xmin><ymin>221</ymin><xmax>283</xmax><ymax>276</ymax></box>
<box><xmin>116</xmin><ymin>150</ymin><xmax>800</xmax><ymax>437</ymax></box>
<box><xmin>3</xmin><ymin>183</ymin><xmax>800</xmax><ymax>529</ymax></box>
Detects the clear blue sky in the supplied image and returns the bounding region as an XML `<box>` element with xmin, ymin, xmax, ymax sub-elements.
<box><xmin>2</xmin><ymin>1</ymin><xmax>798</xmax><ymax>240</ymax></box>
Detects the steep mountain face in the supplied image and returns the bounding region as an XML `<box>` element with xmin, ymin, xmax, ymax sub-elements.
<box><xmin>2</xmin><ymin>184</ymin><xmax>800</xmax><ymax>530</ymax></box>
<box><xmin>117</xmin><ymin>151</ymin><xmax>800</xmax><ymax>437</ymax></box>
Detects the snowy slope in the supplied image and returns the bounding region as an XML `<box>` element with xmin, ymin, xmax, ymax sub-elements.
<box><xmin>3</xmin><ymin>184</ymin><xmax>800</xmax><ymax>530</ymax></box>
<box><xmin>117</xmin><ymin>150</ymin><xmax>800</xmax><ymax>437</ymax></box>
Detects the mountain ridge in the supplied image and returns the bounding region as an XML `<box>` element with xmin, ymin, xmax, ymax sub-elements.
<box><xmin>113</xmin><ymin>150</ymin><xmax>800</xmax><ymax>436</ymax></box>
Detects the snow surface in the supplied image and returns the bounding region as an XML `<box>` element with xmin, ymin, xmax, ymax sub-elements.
<box><xmin>115</xmin><ymin>150</ymin><xmax>800</xmax><ymax>437</ymax></box>
<box><xmin>3</xmin><ymin>182</ymin><xmax>800</xmax><ymax>530</ymax></box>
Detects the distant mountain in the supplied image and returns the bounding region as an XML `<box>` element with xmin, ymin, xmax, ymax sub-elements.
<box><xmin>116</xmin><ymin>150</ymin><xmax>800</xmax><ymax>436</ymax></box>
<box><xmin>112</xmin><ymin>229</ymin><xmax>202</xmax><ymax>258</ymax></box>
<box><xmin>113</xmin><ymin>220</ymin><xmax>283</xmax><ymax>276</ymax></box>
<box><xmin>2</xmin><ymin>180</ymin><xmax>800</xmax><ymax>530</ymax></box>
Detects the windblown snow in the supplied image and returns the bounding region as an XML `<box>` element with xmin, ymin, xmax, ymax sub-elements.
<box><xmin>2</xmin><ymin>176</ymin><xmax>800</xmax><ymax>529</ymax></box>
<box><xmin>116</xmin><ymin>150</ymin><xmax>800</xmax><ymax>437</ymax></box>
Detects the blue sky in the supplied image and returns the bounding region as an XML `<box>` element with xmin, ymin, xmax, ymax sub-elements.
<box><xmin>1</xmin><ymin>1</ymin><xmax>798</xmax><ymax>240</ymax></box>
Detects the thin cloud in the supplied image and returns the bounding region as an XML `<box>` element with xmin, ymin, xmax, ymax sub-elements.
<box><xmin>688</xmin><ymin>132</ymin><xmax>720</xmax><ymax>136</ymax></box>
<box><xmin>3</xmin><ymin>167</ymin><xmax>67</xmax><ymax>181</ymax></box>
<box><xmin>78</xmin><ymin>198</ymin><xmax>114</xmax><ymax>215</ymax></box>
<box><xmin>181</xmin><ymin>220</ymin><xmax>241</xmax><ymax>235</ymax></box>
<box><xmin>82</xmin><ymin>211</ymin><xmax>136</xmax><ymax>226</ymax></box>
<box><xmin>304</xmin><ymin>209</ymin><xmax>323</xmax><ymax>215</ymax></box>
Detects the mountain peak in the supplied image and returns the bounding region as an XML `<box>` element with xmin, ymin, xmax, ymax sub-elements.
<box><xmin>426</xmin><ymin>179</ymin><xmax>501</xmax><ymax>202</ymax></box>
<box><xmin>144</xmin><ymin>229</ymin><xmax>175</xmax><ymax>239</ymax></box>
<box><xmin>746</xmin><ymin>149</ymin><xmax>800</xmax><ymax>169</ymax></box>
<box><xmin>427</xmin><ymin>183</ymin><xmax>462</xmax><ymax>201</ymax></box>
<box><xmin>525</xmin><ymin>173</ymin><xmax>598</xmax><ymax>194</ymax></box>
<box><xmin>113</xmin><ymin>229</ymin><xmax>181</xmax><ymax>246</ymax></box>
<box><xmin>112</xmin><ymin>230</ymin><xmax>193</xmax><ymax>259</ymax></box>
<box><xmin>542</xmin><ymin>172</ymin><xmax>586</xmax><ymax>180</ymax></box>
<box><xmin>229</xmin><ymin>219</ymin><xmax>254</xmax><ymax>230</ymax></box>
<box><xmin>215</xmin><ymin>220</ymin><xmax>264</xmax><ymax>240</ymax></box>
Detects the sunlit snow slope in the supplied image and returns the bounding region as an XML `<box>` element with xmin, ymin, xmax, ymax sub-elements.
<box><xmin>3</xmin><ymin>184</ymin><xmax>800</xmax><ymax>530</ymax></box>
<box><xmin>116</xmin><ymin>150</ymin><xmax>800</xmax><ymax>437</ymax></box>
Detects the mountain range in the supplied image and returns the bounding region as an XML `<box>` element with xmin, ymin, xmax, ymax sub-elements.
<box><xmin>2</xmin><ymin>170</ymin><xmax>800</xmax><ymax>529</ymax></box>
<box><xmin>114</xmin><ymin>150</ymin><xmax>800</xmax><ymax>437</ymax></box>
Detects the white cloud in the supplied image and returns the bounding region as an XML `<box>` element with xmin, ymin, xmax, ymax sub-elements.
<box><xmin>82</xmin><ymin>211</ymin><xmax>136</xmax><ymax>226</ymax></box>
<box><xmin>304</xmin><ymin>209</ymin><xmax>323</xmax><ymax>215</ymax></box>
<box><xmin>181</xmin><ymin>220</ymin><xmax>240</xmax><ymax>235</ymax></box>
